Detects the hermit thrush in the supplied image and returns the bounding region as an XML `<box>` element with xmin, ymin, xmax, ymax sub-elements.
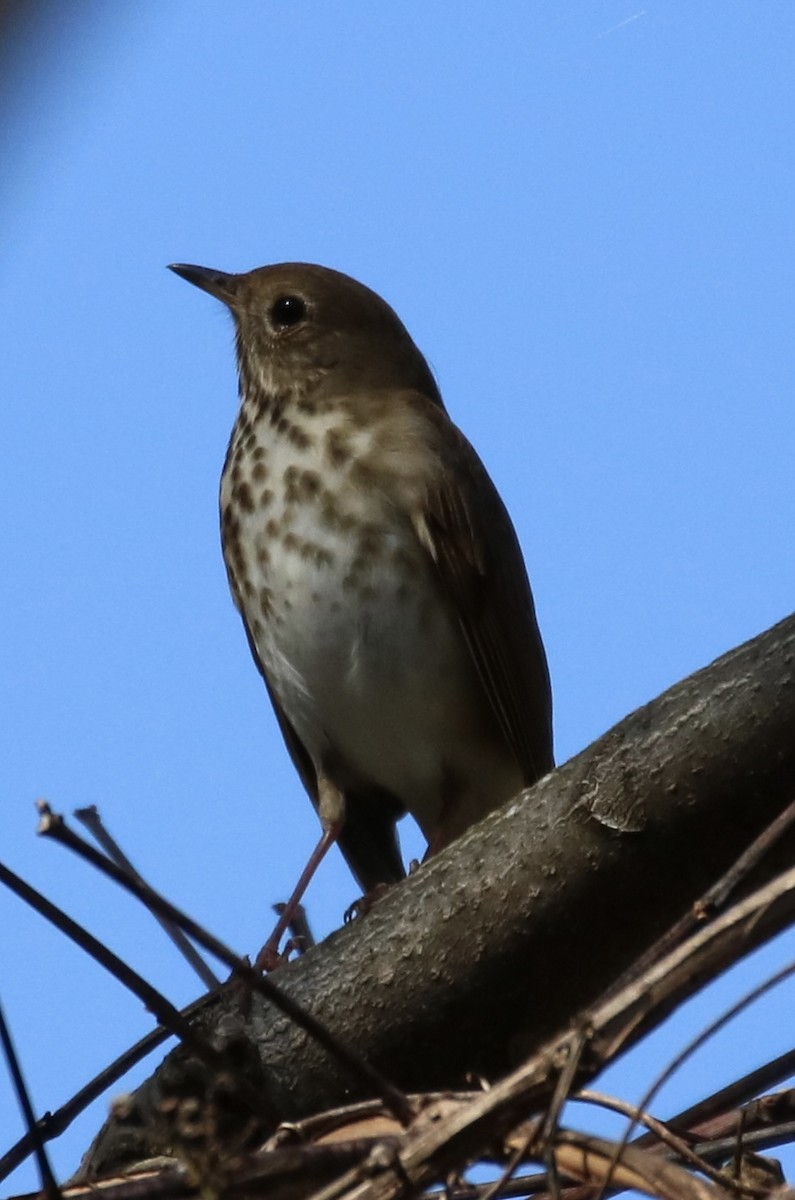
<box><xmin>170</xmin><ymin>262</ymin><xmax>553</xmax><ymax>955</ymax></box>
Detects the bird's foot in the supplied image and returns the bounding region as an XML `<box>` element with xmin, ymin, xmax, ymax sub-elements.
<box><xmin>344</xmin><ymin>882</ymin><xmax>392</xmax><ymax>923</ymax></box>
<box><xmin>254</xmin><ymin>903</ymin><xmax>314</xmax><ymax>973</ymax></box>
<box><xmin>255</xmin><ymin>941</ymin><xmax>289</xmax><ymax>973</ymax></box>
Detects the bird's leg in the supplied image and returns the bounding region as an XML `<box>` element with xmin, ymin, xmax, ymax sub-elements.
<box><xmin>254</xmin><ymin>777</ymin><xmax>344</xmax><ymax>972</ymax></box>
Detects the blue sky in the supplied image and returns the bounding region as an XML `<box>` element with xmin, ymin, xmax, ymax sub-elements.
<box><xmin>2</xmin><ymin>3</ymin><xmax>794</xmax><ymax>1191</ymax></box>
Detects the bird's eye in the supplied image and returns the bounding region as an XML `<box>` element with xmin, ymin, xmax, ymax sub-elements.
<box><xmin>270</xmin><ymin>295</ymin><xmax>306</xmax><ymax>329</ymax></box>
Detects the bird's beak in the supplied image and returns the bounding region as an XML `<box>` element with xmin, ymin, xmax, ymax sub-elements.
<box><xmin>168</xmin><ymin>263</ymin><xmax>239</xmax><ymax>306</ymax></box>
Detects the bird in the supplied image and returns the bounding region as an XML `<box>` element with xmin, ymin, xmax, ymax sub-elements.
<box><xmin>169</xmin><ymin>261</ymin><xmax>553</xmax><ymax>961</ymax></box>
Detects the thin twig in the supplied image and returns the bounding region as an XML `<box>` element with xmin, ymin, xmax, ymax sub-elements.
<box><xmin>36</xmin><ymin>802</ymin><xmax>414</xmax><ymax>1127</ymax></box>
<box><xmin>694</xmin><ymin>1118</ymin><xmax>795</xmax><ymax>1163</ymax></box>
<box><xmin>75</xmin><ymin>805</ymin><xmax>219</xmax><ymax>990</ymax></box>
<box><xmin>300</xmin><ymin>865</ymin><xmax>795</xmax><ymax>1200</ymax></box>
<box><xmin>0</xmin><ymin>997</ymin><xmax>61</xmax><ymax>1200</ymax></box>
<box><xmin>572</xmin><ymin>1091</ymin><xmax>752</xmax><ymax>1193</ymax></box>
<box><xmin>606</xmin><ymin>796</ymin><xmax>795</xmax><ymax>1002</ymax></box>
<box><xmin>663</xmin><ymin>1048</ymin><xmax>795</xmax><ymax>1141</ymax></box>
<box><xmin>480</xmin><ymin>1126</ymin><xmax>539</xmax><ymax>1200</ymax></box>
<box><xmin>549</xmin><ymin>1128</ymin><xmax>725</xmax><ymax>1200</ymax></box>
<box><xmin>707</xmin><ymin>795</ymin><xmax>795</xmax><ymax>910</ymax></box>
<box><xmin>0</xmin><ymin>992</ymin><xmax>219</xmax><ymax>1183</ymax></box>
<box><xmin>595</xmin><ymin>956</ymin><xmax>795</xmax><ymax>1200</ymax></box>
<box><xmin>539</xmin><ymin>1030</ymin><xmax>589</xmax><ymax>1200</ymax></box>
<box><xmin>0</xmin><ymin>862</ymin><xmax>269</xmax><ymax>1122</ymax></box>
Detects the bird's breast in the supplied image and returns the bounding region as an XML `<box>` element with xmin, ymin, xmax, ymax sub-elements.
<box><xmin>220</xmin><ymin>398</ymin><xmax>517</xmax><ymax>835</ymax></box>
<box><xmin>222</xmin><ymin>404</ymin><xmax>449</xmax><ymax>695</ymax></box>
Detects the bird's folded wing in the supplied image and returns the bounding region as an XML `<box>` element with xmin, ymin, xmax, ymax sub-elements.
<box><xmin>411</xmin><ymin>416</ymin><xmax>553</xmax><ymax>784</ymax></box>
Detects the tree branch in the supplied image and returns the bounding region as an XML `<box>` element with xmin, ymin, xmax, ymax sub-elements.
<box><xmin>75</xmin><ymin>612</ymin><xmax>795</xmax><ymax>1180</ymax></box>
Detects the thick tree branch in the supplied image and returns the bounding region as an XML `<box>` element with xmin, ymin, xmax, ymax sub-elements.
<box><xmin>78</xmin><ymin>612</ymin><xmax>795</xmax><ymax>1179</ymax></box>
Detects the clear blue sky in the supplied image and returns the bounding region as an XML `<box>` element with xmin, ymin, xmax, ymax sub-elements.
<box><xmin>2</xmin><ymin>3</ymin><xmax>794</xmax><ymax>1191</ymax></box>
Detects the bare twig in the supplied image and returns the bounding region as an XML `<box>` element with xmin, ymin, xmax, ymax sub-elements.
<box><xmin>600</xmin><ymin>956</ymin><xmax>795</xmax><ymax>1199</ymax></box>
<box><xmin>707</xmin><ymin>795</ymin><xmax>795</xmax><ymax>910</ymax></box>
<box><xmin>478</xmin><ymin>1134</ymin><xmax>535</xmax><ymax>1200</ymax></box>
<box><xmin>572</xmin><ymin>1091</ymin><xmax>749</xmax><ymax>1193</ymax></box>
<box><xmin>539</xmin><ymin>1030</ymin><xmax>590</xmax><ymax>1200</ymax></box>
<box><xmin>547</xmin><ymin>1128</ymin><xmax>726</xmax><ymax>1200</ymax></box>
<box><xmin>664</xmin><ymin>1050</ymin><xmax>795</xmax><ymax>1140</ymax></box>
<box><xmin>74</xmin><ymin>805</ymin><xmax>219</xmax><ymax>990</ymax></box>
<box><xmin>0</xmin><ymin>993</ymin><xmax>221</xmax><ymax>1183</ymax></box>
<box><xmin>36</xmin><ymin>803</ymin><xmax>414</xmax><ymax>1128</ymax></box>
<box><xmin>290</xmin><ymin>864</ymin><xmax>795</xmax><ymax>1200</ymax></box>
<box><xmin>0</xmin><ymin>997</ymin><xmax>61</xmax><ymax>1200</ymax></box>
<box><xmin>0</xmin><ymin>862</ymin><xmax>269</xmax><ymax>1123</ymax></box>
<box><xmin>530</xmin><ymin>1088</ymin><xmax>795</xmax><ymax>1200</ymax></box>
<box><xmin>606</xmin><ymin>796</ymin><xmax>795</xmax><ymax>1002</ymax></box>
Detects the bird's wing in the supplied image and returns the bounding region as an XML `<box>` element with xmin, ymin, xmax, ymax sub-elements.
<box><xmin>410</xmin><ymin>406</ymin><xmax>554</xmax><ymax>784</ymax></box>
